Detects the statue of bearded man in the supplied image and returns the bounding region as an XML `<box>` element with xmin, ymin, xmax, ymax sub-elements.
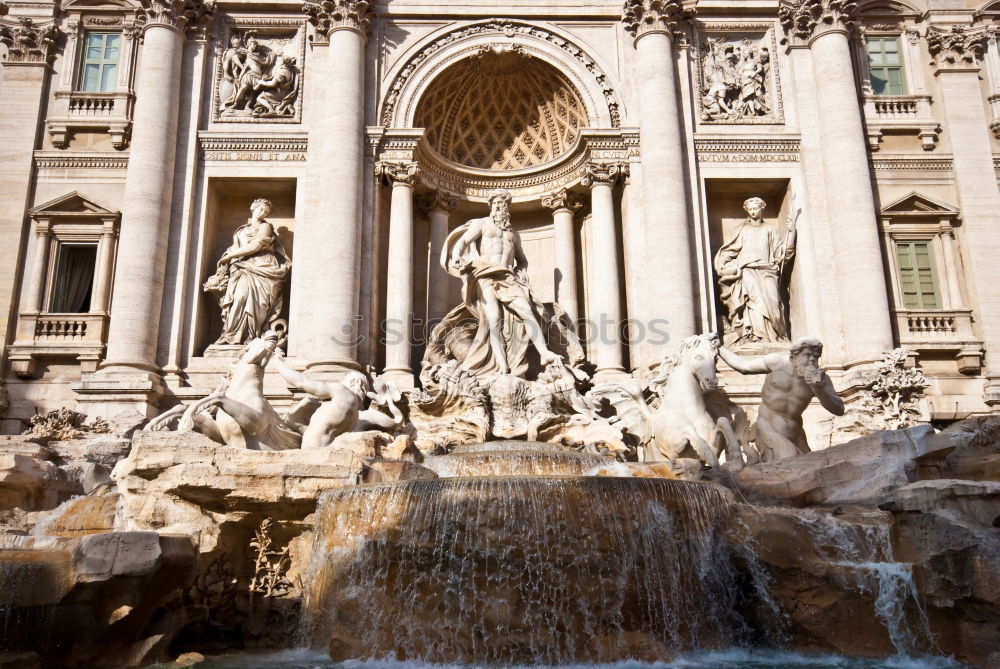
<box><xmin>432</xmin><ymin>189</ymin><xmax>564</xmax><ymax>379</ymax></box>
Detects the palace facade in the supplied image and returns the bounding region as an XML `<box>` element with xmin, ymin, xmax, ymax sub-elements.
<box><xmin>2</xmin><ymin>0</ymin><xmax>1000</xmax><ymax>435</ymax></box>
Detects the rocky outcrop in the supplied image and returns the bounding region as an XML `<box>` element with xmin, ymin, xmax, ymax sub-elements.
<box><xmin>0</xmin><ymin>532</ymin><xmax>196</xmax><ymax>668</ymax></box>
<box><xmin>729</xmin><ymin>425</ymin><xmax>947</xmax><ymax>506</ymax></box>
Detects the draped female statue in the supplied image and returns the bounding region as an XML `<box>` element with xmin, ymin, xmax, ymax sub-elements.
<box><xmin>204</xmin><ymin>198</ymin><xmax>292</xmax><ymax>345</ymax></box>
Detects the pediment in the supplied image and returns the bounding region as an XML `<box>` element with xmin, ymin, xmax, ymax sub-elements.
<box><xmin>30</xmin><ymin>191</ymin><xmax>118</xmax><ymax>216</ymax></box>
<box><xmin>881</xmin><ymin>192</ymin><xmax>959</xmax><ymax>217</ymax></box>
<box><xmin>856</xmin><ymin>0</ymin><xmax>921</xmax><ymax>18</ymax></box>
<box><xmin>62</xmin><ymin>0</ymin><xmax>140</xmax><ymax>11</ymax></box>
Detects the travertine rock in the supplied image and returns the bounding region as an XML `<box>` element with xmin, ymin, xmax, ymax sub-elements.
<box><xmin>730</xmin><ymin>424</ymin><xmax>942</xmax><ymax>505</ymax></box>
<box><xmin>881</xmin><ymin>479</ymin><xmax>1000</xmax><ymax>527</ymax></box>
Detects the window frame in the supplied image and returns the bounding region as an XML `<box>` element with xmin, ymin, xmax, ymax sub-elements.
<box><xmin>76</xmin><ymin>31</ymin><xmax>122</xmax><ymax>93</ymax></box>
<box><xmin>894</xmin><ymin>239</ymin><xmax>940</xmax><ymax>310</ymax></box>
<box><xmin>46</xmin><ymin>241</ymin><xmax>99</xmax><ymax>314</ymax></box>
<box><xmin>866</xmin><ymin>35</ymin><xmax>909</xmax><ymax>96</ymax></box>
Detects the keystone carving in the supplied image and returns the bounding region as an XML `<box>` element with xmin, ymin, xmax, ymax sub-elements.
<box><xmin>0</xmin><ymin>17</ymin><xmax>58</xmax><ymax>64</ymax></box>
<box><xmin>926</xmin><ymin>26</ymin><xmax>987</xmax><ymax>68</ymax></box>
<box><xmin>302</xmin><ymin>0</ymin><xmax>376</xmax><ymax>38</ymax></box>
<box><xmin>621</xmin><ymin>0</ymin><xmax>697</xmax><ymax>40</ymax></box>
<box><xmin>137</xmin><ymin>0</ymin><xmax>213</xmax><ymax>36</ymax></box>
<box><xmin>777</xmin><ymin>0</ymin><xmax>857</xmax><ymax>41</ymax></box>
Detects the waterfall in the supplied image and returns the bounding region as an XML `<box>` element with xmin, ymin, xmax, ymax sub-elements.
<box><xmin>301</xmin><ymin>476</ymin><xmax>751</xmax><ymax>664</ymax></box>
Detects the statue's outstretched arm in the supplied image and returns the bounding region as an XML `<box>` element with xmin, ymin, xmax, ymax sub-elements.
<box><xmin>718</xmin><ymin>346</ymin><xmax>774</xmax><ymax>374</ymax></box>
<box><xmin>273</xmin><ymin>354</ymin><xmax>332</xmax><ymax>399</ymax></box>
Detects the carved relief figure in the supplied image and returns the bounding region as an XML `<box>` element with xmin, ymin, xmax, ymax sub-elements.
<box><xmin>204</xmin><ymin>198</ymin><xmax>291</xmax><ymax>345</ymax></box>
<box><xmin>426</xmin><ymin>189</ymin><xmax>581</xmax><ymax>379</ymax></box>
<box><xmin>218</xmin><ymin>32</ymin><xmax>299</xmax><ymax>118</ymax></box>
<box><xmin>714</xmin><ymin>196</ymin><xmax>796</xmax><ymax>344</ymax></box>
<box><xmin>720</xmin><ymin>337</ymin><xmax>845</xmax><ymax>462</ymax></box>
<box><xmin>700</xmin><ymin>35</ymin><xmax>771</xmax><ymax>121</ymax></box>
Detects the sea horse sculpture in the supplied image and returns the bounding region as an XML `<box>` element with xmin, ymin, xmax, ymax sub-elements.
<box><xmin>589</xmin><ymin>334</ymin><xmax>743</xmax><ymax>468</ymax></box>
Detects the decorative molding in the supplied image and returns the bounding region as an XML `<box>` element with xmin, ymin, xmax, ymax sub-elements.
<box><xmin>375</xmin><ymin>160</ymin><xmax>420</xmax><ymax>186</ymax></box>
<box><xmin>581</xmin><ymin>162</ymin><xmax>627</xmax><ymax>186</ymax></box>
<box><xmin>34</xmin><ymin>152</ymin><xmax>130</xmax><ymax>170</ymax></box>
<box><xmin>137</xmin><ymin>0</ymin><xmax>213</xmax><ymax>37</ymax></box>
<box><xmin>416</xmin><ymin>191</ymin><xmax>458</xmax><ymax>216</ymax></box>
<box><xmin>926</xmin><ymin>25</ymin><xmax>987</xmax><ymax>69</ymax></box>
<box><xmin>302</xmin><ymin>0</ymin><xmax>375</xmax><ymax>40</ymax></box>
<box><xmin>694</xmin><ymin>137</ymin><xmax>800</xmax><ymax>162</ymax></box>
<box><xmin>380</xmin><ymin>20</ymin><xmax>622</xmax><ymax>131</ymax></box>
<box><xmin>870</xmin><ymin>155</ymin><xmax>953</xmax><ymax>171</ymax></box>
<box><xmin>197</xmin><ymin>133</ymin><xmax>308</xmax><ymax>161</ymax></box>
<box><xmin>622</xmin><ymin>0</ymin><xmax>697</xmax><ymax>41</ymax></box>
<box><xmin>692</xmin><ymin>23</ymin><xmax>784</xmax><ymax>125</ymax></box>
<box><xmin>0</xmin><ymin>17</ymin><xmax>58</xmax><ymax>64</ymax></box>
<box><xmin>540</xmin><ymin>188</ymin><xmax>583</xmax><ymax>213</ymax></box>
<box><xmin>778</xmin><ymin>0</ymin><xmax>856</xmax><ymax>43</ymax></box>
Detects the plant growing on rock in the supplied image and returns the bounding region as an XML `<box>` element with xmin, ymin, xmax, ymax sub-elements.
<box><xmin>249</xmin><ymin>518</ymin><xmax>292</xmax><ymax>598</ymax></box>
<box><xmin>861</xmin><ymin>349</ymin><xmax>929</xmax><ymax>430</ymax></box>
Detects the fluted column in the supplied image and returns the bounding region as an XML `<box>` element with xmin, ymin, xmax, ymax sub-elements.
<box><xmin>541</xmin><ymin>189</ymin><xmax>582</xmax><ymax>325</ymax></box>
<box><xmin>623</xmin><ymin>0</ymin><xmax>697</xmax><ymax>361</ymax></box>
<box><xmin>417</xmin><ymin>191</ymin><xmax>457</xmax><ymax>324</ymax></box>
<box><xmin>377</xmin><ymin>161</ymin><xmax>418</xmax><ymax>387</ymax></box>
<box><xmin>101</xmin><ymin>0</ymin><xmax>210</xmax><ymax>380</ymax></box>
<box><xmin>926</xmin><ymin>25</ymin><xmax>1000</xmax><ymax>401</ymax></box>
<box><xmin>296</xmin><ymin>0</ymin><xmax>374</xmax><ymax>375</ymax></box>
<box><xmin>583</xmin><ymin>163</ymin><xmax>626</xmax><ymax>379</ymax></box>
<box><xmin>779</xmin><ymin>0</ymin><xmax>893</xmax><ymax>362</ymax></box>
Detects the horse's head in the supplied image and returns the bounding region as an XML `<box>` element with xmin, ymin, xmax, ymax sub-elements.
<box><xmin>676</xmin><ymin>334</ymin><xmax>721</xmax><ymax>393</ymax></box>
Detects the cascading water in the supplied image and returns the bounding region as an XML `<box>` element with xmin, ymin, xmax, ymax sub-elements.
<box><xmin>300</xmin><ymin>467</ymin><xmax>752</xmax><ymax>664</ymax></box>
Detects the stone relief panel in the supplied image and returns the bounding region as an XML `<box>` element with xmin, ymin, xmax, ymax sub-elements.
<box><xmin>212</xmin><ymin>20</ymin><xmax>305</xmax><ymax>123</ymax></box>
<box><xmin>693</xmin><ymin>24</ymin><xmax>783</xmax><ymax>125</ymax></box>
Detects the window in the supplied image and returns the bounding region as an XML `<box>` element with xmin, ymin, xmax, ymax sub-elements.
<box><xmin>48</xmin><ymin>243</ymin><xmax>97</xmax><ymax>313</ymax></box>
<box><xmin>867</xmin><ymin>37</ymin><xmax>907</xmax><ymax>95</ymax></box>
<box><xmin>895</xmin><ymin>241</ymin><xmax>939</xmax><ymax>309</ymax></box>
<box><xmin>78</xmin><ymin>32</ymin><xmax>120</xmax><ymax>92</ymax></box>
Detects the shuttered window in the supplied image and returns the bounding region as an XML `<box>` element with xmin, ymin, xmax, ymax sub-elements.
<box><xmin>896</xmin><ymin>241</ymin><xmax>939</xmax><ymax>309</ymax></box>
<box><xmin>867</xmin><ymin>37</ymin><xmax>907</xmax><ymax>96</ymax></box>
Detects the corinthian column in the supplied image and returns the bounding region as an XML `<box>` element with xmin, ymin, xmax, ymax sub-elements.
<box><xmin>583</xmin><ymin>163</ymin><xmax>626</xmax><ymax>380</ymax></box>
<box><xmin>926</xmin><ymin>25</ymin><xmax>1000</xmax><ymax>401</ymax></box>
<box><xmin>622</xmin><ymin>0</ymin><xmax>697</xmax><ymax>363</ymax></box>
<box><xmin>541</xmin><ymin>188</ymin><xmax>582</xmax><ymax>325</ymax></box>
<box><xmin>779</xmin><ymin>0</ymin><xmax>893</xmax><ymax>362</ymax></box>
<box><xmin>377</xmin><ymin>161</ymin><xmax>419</xmax><ymax>387</ymax></box>
<box><xmin>417</xmin><ymin>191</ymin><xmax>457</xmax><ymax>324</ymax></box>
<box><xmin>296</xmin><ymin>0</ymin><xmax>375</xmax><ymax>376</ymax></box>
<box><xmin>94</xmin><ymin>1</ymin><xmax>210</xmax><ymax>407</ymax></box>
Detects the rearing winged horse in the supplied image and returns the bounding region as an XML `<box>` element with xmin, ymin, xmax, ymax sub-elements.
<box><xmin>589</xmin><ymin>334</ymin><xmax>744</xmax><ymax>468</ymax></box>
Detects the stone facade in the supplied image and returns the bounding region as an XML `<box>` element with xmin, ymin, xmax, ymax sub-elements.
<box><xmin>2</xmin><ymin>0</ymin><xmax>1000</xmax><ymax>434</ymax></box>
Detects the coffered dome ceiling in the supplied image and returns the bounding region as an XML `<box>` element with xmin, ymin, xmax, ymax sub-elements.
<box><xmin>415</xmin><ymin>50</ymin><xmax>590</xmax><ymax>171</ymax></box>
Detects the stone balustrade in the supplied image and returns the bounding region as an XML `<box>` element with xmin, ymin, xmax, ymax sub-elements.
<box><xmin>895</xmin><ymin>308</ymin><xmax>982</xmax><ymax>374</ymax></box>
<box><xmin>8</xmin><ymin>312</ymin><xmax>109</xmax><ymax>376</ymax></box>
<box><xmin>863</xmin><ymin>94</ymin><xmax>938</xmax><ymax>150</ymax></box>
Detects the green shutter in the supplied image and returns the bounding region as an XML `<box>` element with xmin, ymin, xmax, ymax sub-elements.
<box><xmin>896</xmin><ymin>241</ymin><xmax>939</xmax><ymax>309</ymax></box>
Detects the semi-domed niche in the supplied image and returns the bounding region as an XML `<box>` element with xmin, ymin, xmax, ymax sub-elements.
<box><xmin>415</xmin><ymin>49</ymin><xmax>590</xmax><ymax>171</ymax></box>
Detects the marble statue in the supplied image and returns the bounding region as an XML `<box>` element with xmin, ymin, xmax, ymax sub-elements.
<box><xmin>719</xmin><ymin>337</ymin><xmax>845</xmax><ymax>462</ymax></box>
<box><xmin>589</xmin><ymin>334</ymin><xmax>742</xmax><ymax>468</ymax></box>
<box><xmin>272</xmin><ymin>355</ymin><xmax>404</xmax><ymax>449</ymax></box>
<box><xmin>701</xmin><ymin>36</ymin><xmax>771</xmax><ymax>121</ymax></box>
<box><xmin>203</xmin><ymin>198</ymin><xmax>291</xmax><ymax>346</ymax></box>
<box><xmin>219</xmin><ymin>32</ymin><xmax>299</xmax><ymax>118</ymax></box>
<box><xmin>425</xmin><ymin>189</ymin><xmax>575</xmax><ymax>379</ymax></box>
<box><xmin>713</xmin><ymin>196</ymin><xmax>796</xmax><ymax>344</ymax></box>
<box><xmin>145</xmin><ymin>331</ymin><xmax>303</xmax><ymax>451</ymax></box>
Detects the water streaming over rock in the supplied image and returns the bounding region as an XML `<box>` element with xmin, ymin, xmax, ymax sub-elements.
<box><xmin>302</xmin><ymin>476</ymin><xmax>751</xmax><ymax>664</ymax></box>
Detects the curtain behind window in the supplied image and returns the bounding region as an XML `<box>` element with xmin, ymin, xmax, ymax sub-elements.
<box><xmin>49</xmin><ymin>244</ymin><xmax>96</xmax><ymax>313</ymax></box>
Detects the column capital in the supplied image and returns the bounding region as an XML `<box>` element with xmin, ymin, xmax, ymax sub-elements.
<box><xmin>0</xmin><ymin>17</ymin><xmax>58</xmax><ymax>65</ymax></box>
<box><xmin>416</xmin><ymin>190</ymin><xmax>458</xmax><ymax>216</ymax></box>
<box><xmin>303</xmin><ymin>0</ymin><xmax>376</xmax><ymax>40</ymax></box>
<box><xmin>927</xmin><ymin>25</ymin><xmax>988</xmax><ymax>71</ymax></box>
<box><xmin>375</xmin><ymin>160</ymin><xmax>420</xmax><ymax>186</ymax></box>
<box><xmin>137</xmin><ymin>0</ymin><xmax>213</xmax><ymax>38</ymax></box>
<box><xmin>778</xmin><ymin>0</ymin><xmax>856</xmax><ymax>44</ymax></box>
<box><xmin>582</xmin><ymin>162</ymin><xmax>628</xmax><ymax>187</ymax></box>
<box><xmin>622</xmin><ymin>0</ymin><xmax>697</xmax><ymax>42</ymax></box>
<box><xmin>541</xmin><ymin>188</ymin><xmax>583</xmax><ymax>214</ymax></box>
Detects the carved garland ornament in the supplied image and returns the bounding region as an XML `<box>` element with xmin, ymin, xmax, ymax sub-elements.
<box><xmin>622</xmin><ymin>0</ymin><xmax>697</xmax><ymax>39</ymax></box>
<box><xmin>777</xmin><ymin>0</ymin><xmax>857</xmax><ymax>41</ymax></box>
<box><xmin>302</xmin><ymin>0</ymin><xmax>375</xmax><ymax>38</ymax></box>
<box><xmin>380</xmin><ymin>20</ymin><xmax>622</xmax><ymax>129</ymax></box>
<box><xmin>926</xmin><ymin>25</ymin><xmax>987</xmax><ymax>68</ymax></box>
<box><xmin>0</xmin><ymin>17</ymin><xmax>58</xmax><ymax>64</ymax></box>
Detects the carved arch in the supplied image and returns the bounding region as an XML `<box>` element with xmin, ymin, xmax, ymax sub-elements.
<box><xmin>854</xmin><ymin>0</ymin><xmax>921</xmax><ymax>18</ymax></box>
<box><xmin>379</xmin><ymin>19</ymin><xmax>626</xmax><ymax>130</ymax></box>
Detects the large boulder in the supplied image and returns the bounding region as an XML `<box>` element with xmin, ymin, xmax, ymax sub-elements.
<box><xmin>729</xmin><ymin>425</ymin><xmax>945</xmax><ymax>506</ymax></box>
